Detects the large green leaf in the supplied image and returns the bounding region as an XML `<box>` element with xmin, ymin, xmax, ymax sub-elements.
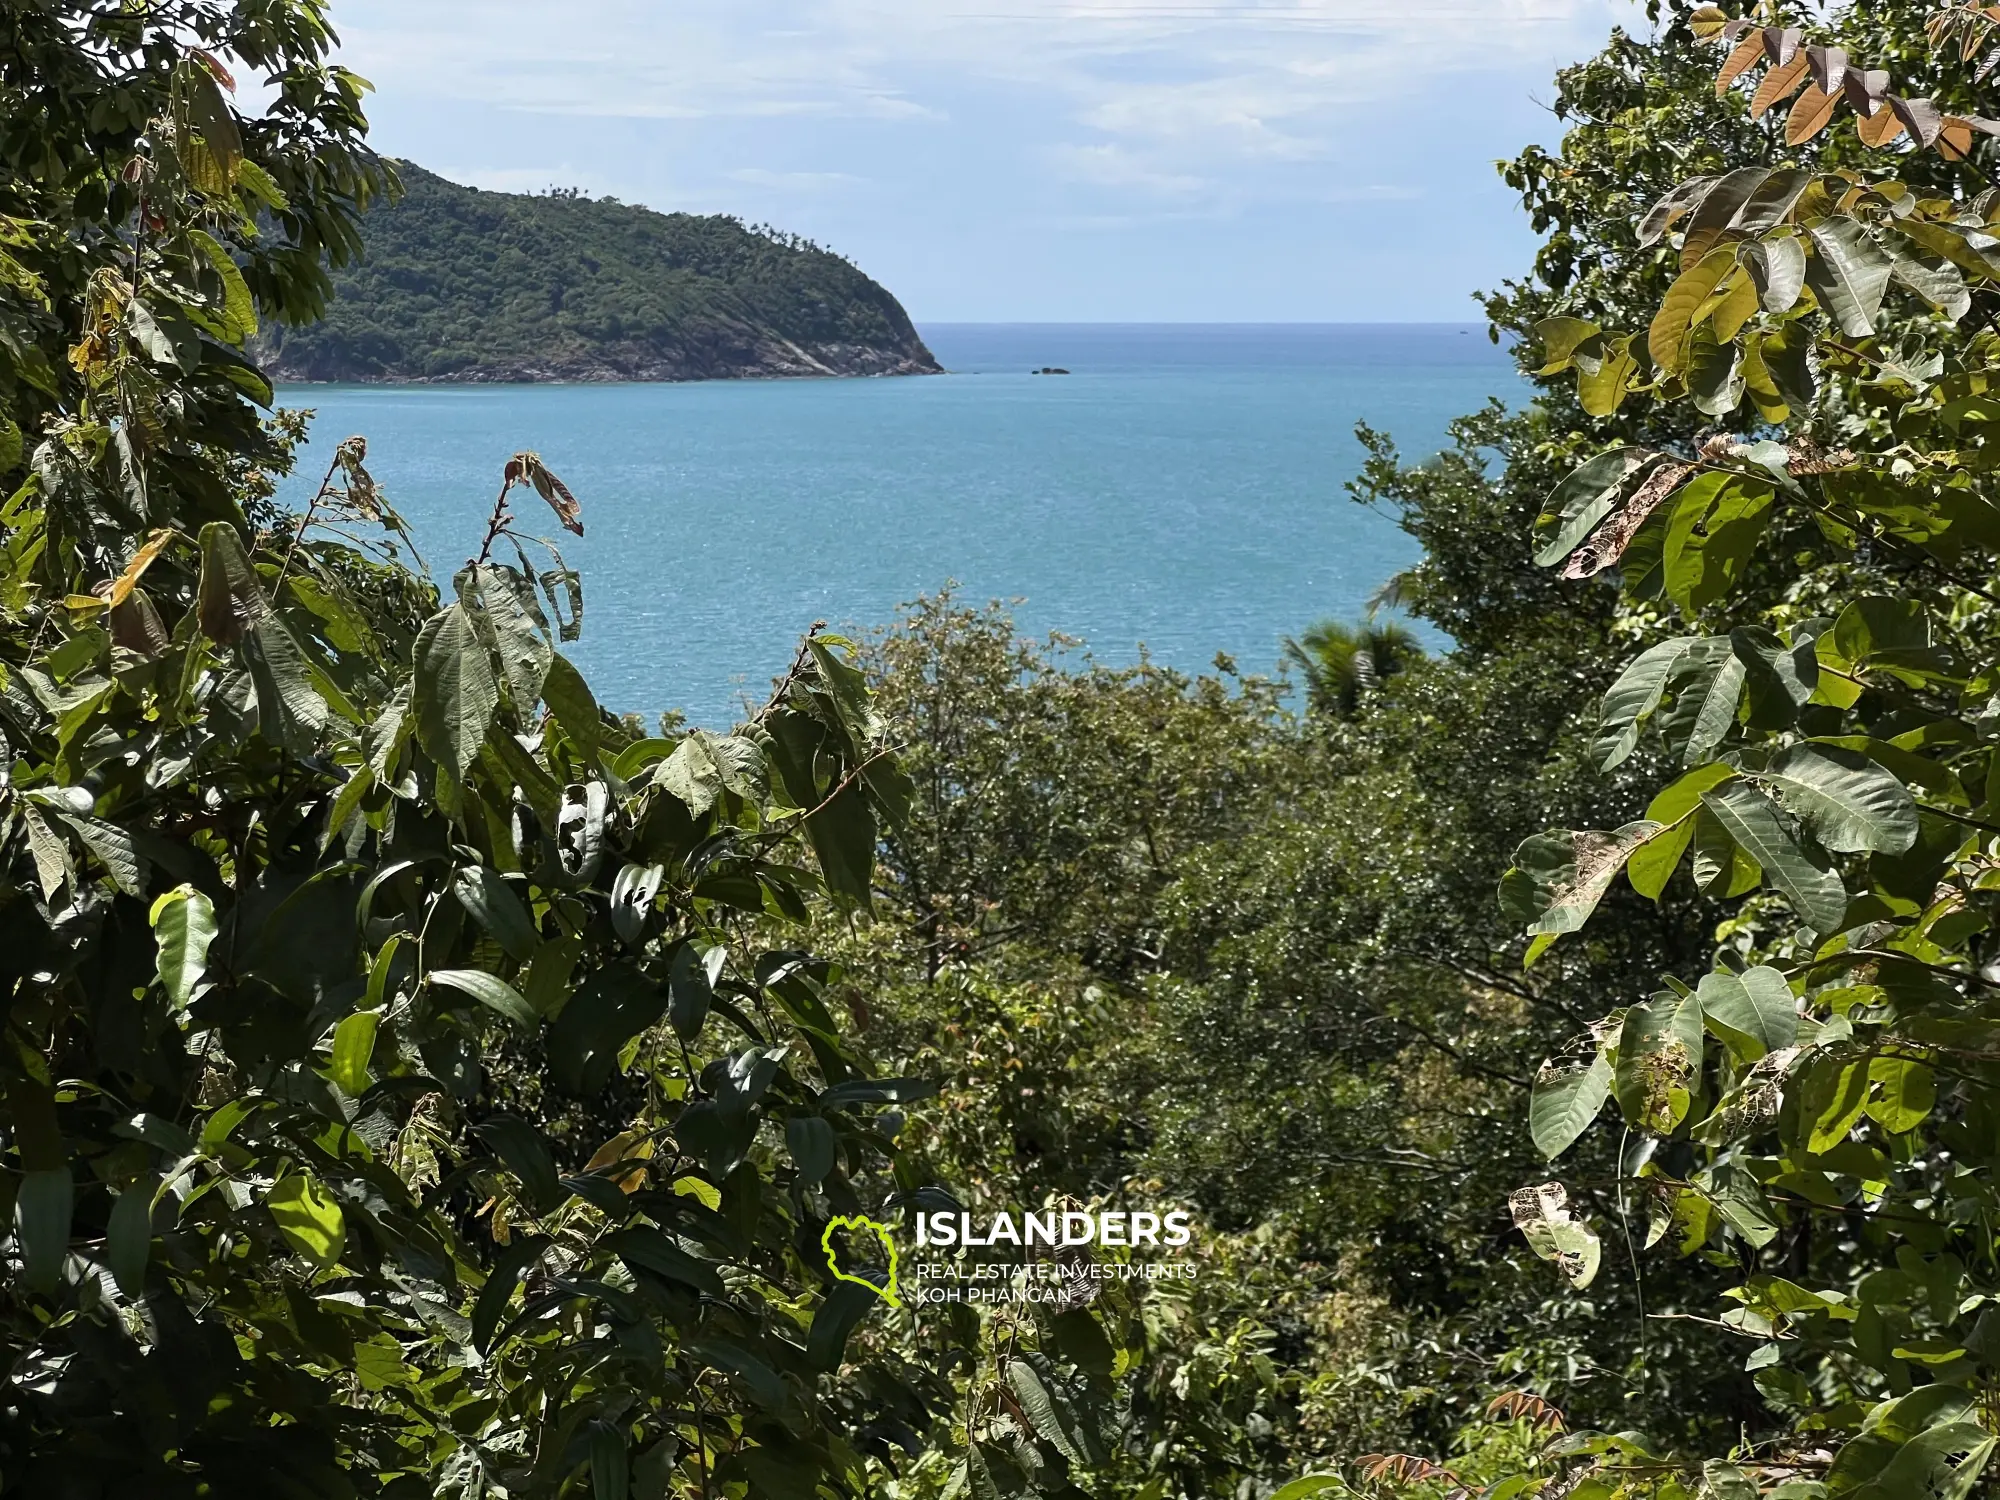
<box><xmin>1760</xmin><ymin>743</ymin><xmax>1918</xmax><ymax>854</ymax></box>
<box><xmin>1533</xmin><ymin>448</ymin><xmax>1654</xmax><ymax>568</ymax></box>
<box><xmin>149</xmin><ymin>884</ymin><xmax>217</xmax><ymax>1009</ymax></box>
<box><xmin>1530</xmin><ymin>1048</ymin><xmax>1613</xmax><ymax>1158</ymax></box>
<box><xmin>330</xmin><ymin>1009</ymin><xmax>379</xmax><ymax>1096</ymax></box>
<box><xmin>266</xmin><ymin>1172</ymin><xmax>346</xmax><ymax>1270</ymax></box>
<box><xmin>1701</xmin><ymin>781</ymin><xmax>1849</xmax><ymax>931</ymax></box>
<box><xmin>1615</xmin><ymin>993</ymin><xmax>1704</xmax><ymax>1133</ymax></box>
<box><xmin>1595</xmin><ymin>636</ymin><xmax>1700</xmax><ymax>770</ymax></box>
<box><xmin>412</xmin><ymin>602</ymin><xmax>499</xmax><ymax>780</ymax></box>
<box><xmin>1650</xmin><ymin>247</ymin><xmax>1740</xmax><ymax>373</ymax></box>
<box><xmin>429</xmin><ymin>968</ymin><xmax>537</xmax><ymax>1029</ymax></box>
<box><xmin>15</xmin><ymin>1167</ymin><xmax>72</xmax><ymax>1295</ymax></box>
<box><xmin>1805</xmin><ymin>217</ymin><xmax>1894</xmax><ymax>336</ymax></box>
<box><xmin>1697</xmin><ymin>966</ymin><xmax>1798</xmax><ymax>1061</ymax></box>
<box><xmin>454</xmin><ymin>866</ymin><xmax>539</xmax><ymax>962</ymax></box>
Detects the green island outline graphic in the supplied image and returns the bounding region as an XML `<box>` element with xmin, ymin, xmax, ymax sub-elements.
<box><xmin>820</xmin><ymin>1214</ymin><xmax>901</xmax><ymax>1308</ymax></box>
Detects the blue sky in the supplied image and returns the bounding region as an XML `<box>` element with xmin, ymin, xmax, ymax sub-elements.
<box><xmin>324</xmin><ymin>0</ymin><xmax>1639</xmax><ymax>322</ymax></box>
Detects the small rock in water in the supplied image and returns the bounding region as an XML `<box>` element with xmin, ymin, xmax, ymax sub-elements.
<box><xmin>1031</xmin><ymin>366</ymin><xmax>1071</xmax><ymax>375</ymax></box>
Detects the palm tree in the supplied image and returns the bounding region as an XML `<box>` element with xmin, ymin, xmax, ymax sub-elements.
<box><xmin>1282</xmin><ymin>619</ymin><xmax>1422</xmax><ymax>718</ymax></box>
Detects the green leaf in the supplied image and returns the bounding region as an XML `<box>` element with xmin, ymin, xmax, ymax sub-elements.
<box><xmin>106</xmin><ymin>1179</ymin><xmax>154</xmax><ymax>1296</ymax></box>
<box><xmin>1630</xmin><ymin>763</ymin><xmax>1737</xmax><ymax>899</ymax></box>
<box><xmin>787</xmin><ymin>1115</ymin><xmax>837</xmax><ymax>1185</ymax></box>
<box><xmin>1702</xmin><ymin>781</ymin><xmax>1849</xmax><ymax>932</ymax></box>
<box><xmin>1885</xmin><ymin>228</ymin><xmax>1972</xmax><ymax>318</ymax></box>
<box><xmin>15</xmin><ymin>1167</ymin><xmax>72</xmax><ymax>1295</ymax></box>
<box><xmin>607</xmin><ymin>1226</ymin><xmax>728</xmax><ymax>1298</ymax></box>
<box><xmin>1761</xmin><ymin>743</ymin><xmax>1919</xmax><ymax>855</ymax></box>
<box><xmin>188</xmin><ymin>227</ymin><xmax>257</xmax><ymax>341</ymax></box>
<box><xmin>453</xmin><ymin>866</ymin><xmax>538</xmax><ymax>962</ymax></box>
<box><xmin>668</xmin><ymin>942</ymin><xmax>716</xmax><ymax>1043</ymax></box>
<box><xmin>1688</xmin><ymin>324</ymin><xmax>1745</xmax><ymax>417</ymax></box>
<box><xmin>1271</xmin><ymin>1480</ymin><xmax>1346</xmax><ymax>1500</ymax></box>
<box><xmin>266</xmin><ymin>1172</ymin><xmax>346</xmax><ymax>1271</ymax></box>
<box><xmin>1698</xmin><ymin>966</ymin><xmax>1798</xmax><ymax>1062</ymax></box>
<box><xmin>542</xmin><ymin>652</ymin><xmax>601</xmax><ymax>759</ymax></box>
<box><xmin>330</xmin><ymin>1010</ymin><xmax>379</xmax><ymax>1096</ymax></box>
<box><xmin>473</xmin><ymin>1116</ymin><xmax>563</xmax><ymax>1213</ymax></box>
<box><xmin>1531</xmin><ymin>1049</ymin><xmax>1612</xmax><ymax>1159</ymax></box>
<box><xmin>1533</xmin><ymin>316</ymin><xmax>1603</xmax><ymax>373</ymax></box>
<box><xmin>1595</xmin><ymin>636</ymin><xmax>1701</xmax><ymax>770</ymax></box>
<box><xmin>1650</xmin><ymin>247</ymin><xmax>1740</xmax><ymax>373</ymax></box>
<box><xmin>1803</xmin><ymin>1055</ymin><xmax>1872</xmax><ymax>1153</ymax></box>
<box><xmin>1499</xmin><ymin>822</ymin><xmax>1660</xmax><ymax>937</ymax></box>
<box><xmin>1007</xmin><ymin>1358</ymin><xmax>1089</xmax><ymax>1465</ymax></box>
<box><xmin>149</xmin><ymin>884</ymin><xmax>217</xmax><ymax>1008</ymax></box>
<box><xmin>1806</xmin><ymin>217</ymin><xmax>1894</xmax><ymax>337</ymax></box>
<box><xmin>1748</xmin><ymin>233</ymin><xmax>1808</xmax><ymax>313</ymax></box>
<box><xmin>197</xmin><ymin>522</ymin><xmax>325</xmax><ymax>751</ymax></box>
<box><xmin>1533</xmin><ymin>448</ymin><xmax>1653</xmax><ymax>568</ymax></box>
<box><xmin>1682</xmin><ymin>651</ymin><xmax>1747</xmax><ymax>763</ymax></box>
<box><xmin>549</xmin><ymin>963</ymin><xmax>664</xmax><ymax>1095</ymax></box>
<box><xmin>1577</xmin><ymin>333</ymin><xmax>1641</xmax><ymax>416</ymax></box>
<box><xmin>1663</xmin><ymin>475</ymin><xmax>1775</xmax><ymax>615</ymax></box>
<box><xmin>1615</xmin><ymin>993</ymin><xmax>1705</xmax><ymax>1133</ymax></box>
<box><xmin>429</xmin><ymin>969</ymin><xmax>537</xmax><ymax>1029</ymax></box>
<box><xmin>1867</xmin><ymin>1056</ymin><xmax>1936</xmax><ymax>1133</ymax></box>
<box><xmin>807</xmin><ymin>1279</ymin><xmax>880</xmax><ymax>1371</ymax></box>
<box><xmin>412</xmin><ymin>603</ymin><xmax>499</xmax><ymax>780</ymax></box>
<box><xmin>467</xmin><ymin>563</ymin><xmax>553</xmax><ymax>713</ymax></box>
<box><xmin>804</xmin><ymin>779</ymin><xmax>877</xmax><ymax>911</ymax></box>
<box><xmin>590</xmin><ymin>1423</ymin><xmax>629</xmax><ymax>1500</ymax></box>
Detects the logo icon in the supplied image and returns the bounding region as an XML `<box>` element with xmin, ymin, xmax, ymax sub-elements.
<box><xmin>821</xmin><ymin>1214</ymin><xmax>901</xmax><ymax>1307</ymax></box>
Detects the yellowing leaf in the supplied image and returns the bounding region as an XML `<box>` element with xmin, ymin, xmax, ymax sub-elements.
<box><xmin>1650</xmin><ymin>249</ymin><xmax>1739</xmax><ymax>375</ymax></box>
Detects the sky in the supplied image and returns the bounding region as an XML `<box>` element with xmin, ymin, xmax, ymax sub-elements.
<box><xmin>320</xmin><ymin>0</ymin><xmax>1645</xmax><ymax>323</ymax></box>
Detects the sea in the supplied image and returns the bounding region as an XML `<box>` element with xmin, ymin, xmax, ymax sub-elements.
<box><xmin>276</xmin><ymin>323</ymin><xmax>1524</xmax><ymax>727</ymax></box>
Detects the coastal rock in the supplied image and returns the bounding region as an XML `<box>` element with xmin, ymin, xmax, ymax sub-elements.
<box><xmin>261</xmin><ymin>164</ymin><xmax>941</xmax><ymax>385</ymax></box>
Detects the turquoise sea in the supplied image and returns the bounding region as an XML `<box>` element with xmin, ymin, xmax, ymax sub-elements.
<box><xmin>277</xmin><ymin>324</ymin><xmax>1522</xmax><ymax>727</ymax></box>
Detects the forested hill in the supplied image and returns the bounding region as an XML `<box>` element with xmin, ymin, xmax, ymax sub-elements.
<box><xmin>261</xmin><ymin>164</ymin><xmax>941</xmax><ymax>383</ymax></box>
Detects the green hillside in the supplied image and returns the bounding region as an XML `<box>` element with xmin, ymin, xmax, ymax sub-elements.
<box><xmin>262</xmin><ymin>164</ymin><xmax>940</xmax><ymax>382</ymax></box>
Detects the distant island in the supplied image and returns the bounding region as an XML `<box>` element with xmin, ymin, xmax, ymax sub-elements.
<box><xmin>261</xmin><ymin>165</ymin><xmax>941</xmax><ymax>384</ymax></box>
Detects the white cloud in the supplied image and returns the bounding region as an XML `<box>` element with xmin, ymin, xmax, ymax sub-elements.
<box><xmin>330</xmin><ymin>0</ymin><xmax>1635</xmax><ymax>218</ymax></box>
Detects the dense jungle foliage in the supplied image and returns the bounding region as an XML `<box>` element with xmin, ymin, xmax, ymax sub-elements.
<box><xmin>13</xmin><ymin>0</ymin><xmax>2000</xmax><ymax>1497</ymax></box>
<box><xmin>260</xmin><ymin>165</ymin><xmax>941</xmax><ymax>383</ymax></box>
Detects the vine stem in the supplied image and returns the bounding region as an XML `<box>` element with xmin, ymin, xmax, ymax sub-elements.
<box><xmin>474</xmin><ymin>474</ymin><xmax>515</xmax><ymax>567</ymax></box>
<box><xmin>275</xmin><ymin>451</ymin><xmax>344</xmax><ymax>589</ymax></box>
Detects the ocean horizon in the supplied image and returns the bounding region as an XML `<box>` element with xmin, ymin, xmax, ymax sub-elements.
<box><xmin>278</xmin><ymin>322</ymin><xmax>1523</xmax><ymax>726</ymax></box>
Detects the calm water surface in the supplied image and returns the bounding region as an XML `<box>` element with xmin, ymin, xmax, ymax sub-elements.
<box><xmin>278</xmin><ymin>323</ymin><xmax>1521</xmax><ymax>726</ymax></box>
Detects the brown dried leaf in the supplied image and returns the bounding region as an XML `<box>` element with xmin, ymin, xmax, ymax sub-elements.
<box><xmin>1750</xmin><ymin>52</ymin><xmax>1809</xmax><ymax>119</ymax></box>
<box><xmin>1688</xmin><ymin>6</ymin><xmax>1728</xmax><ymax>41</ymax></box>
<box><xmin>1786</xmin><ymin>83</ymin><xmax>1843</xmax><ymax>145</ymax></box>
<box><xmin>1716</xmin><ymin>31</ymin><xmax>1767</xmax><ymax>96</ymax></box>
<box><xmin>191</xmin><ymin>48</ymin><xmax>236</xmax><ymax>93</ymax></box>
<box><xmin>1558</xmin><ymin>461</ymin><xmax>1694</xmax><ymax>580</ymax></box>
<box><xmin>110</xmin><ymin>588</ymin><xmax>169</xmax><ymax>658</ymax></box>
<box><xmin>510</xmin><ymin>452</ymin><xmax>584</xmax><ymax>537</ymax></box>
